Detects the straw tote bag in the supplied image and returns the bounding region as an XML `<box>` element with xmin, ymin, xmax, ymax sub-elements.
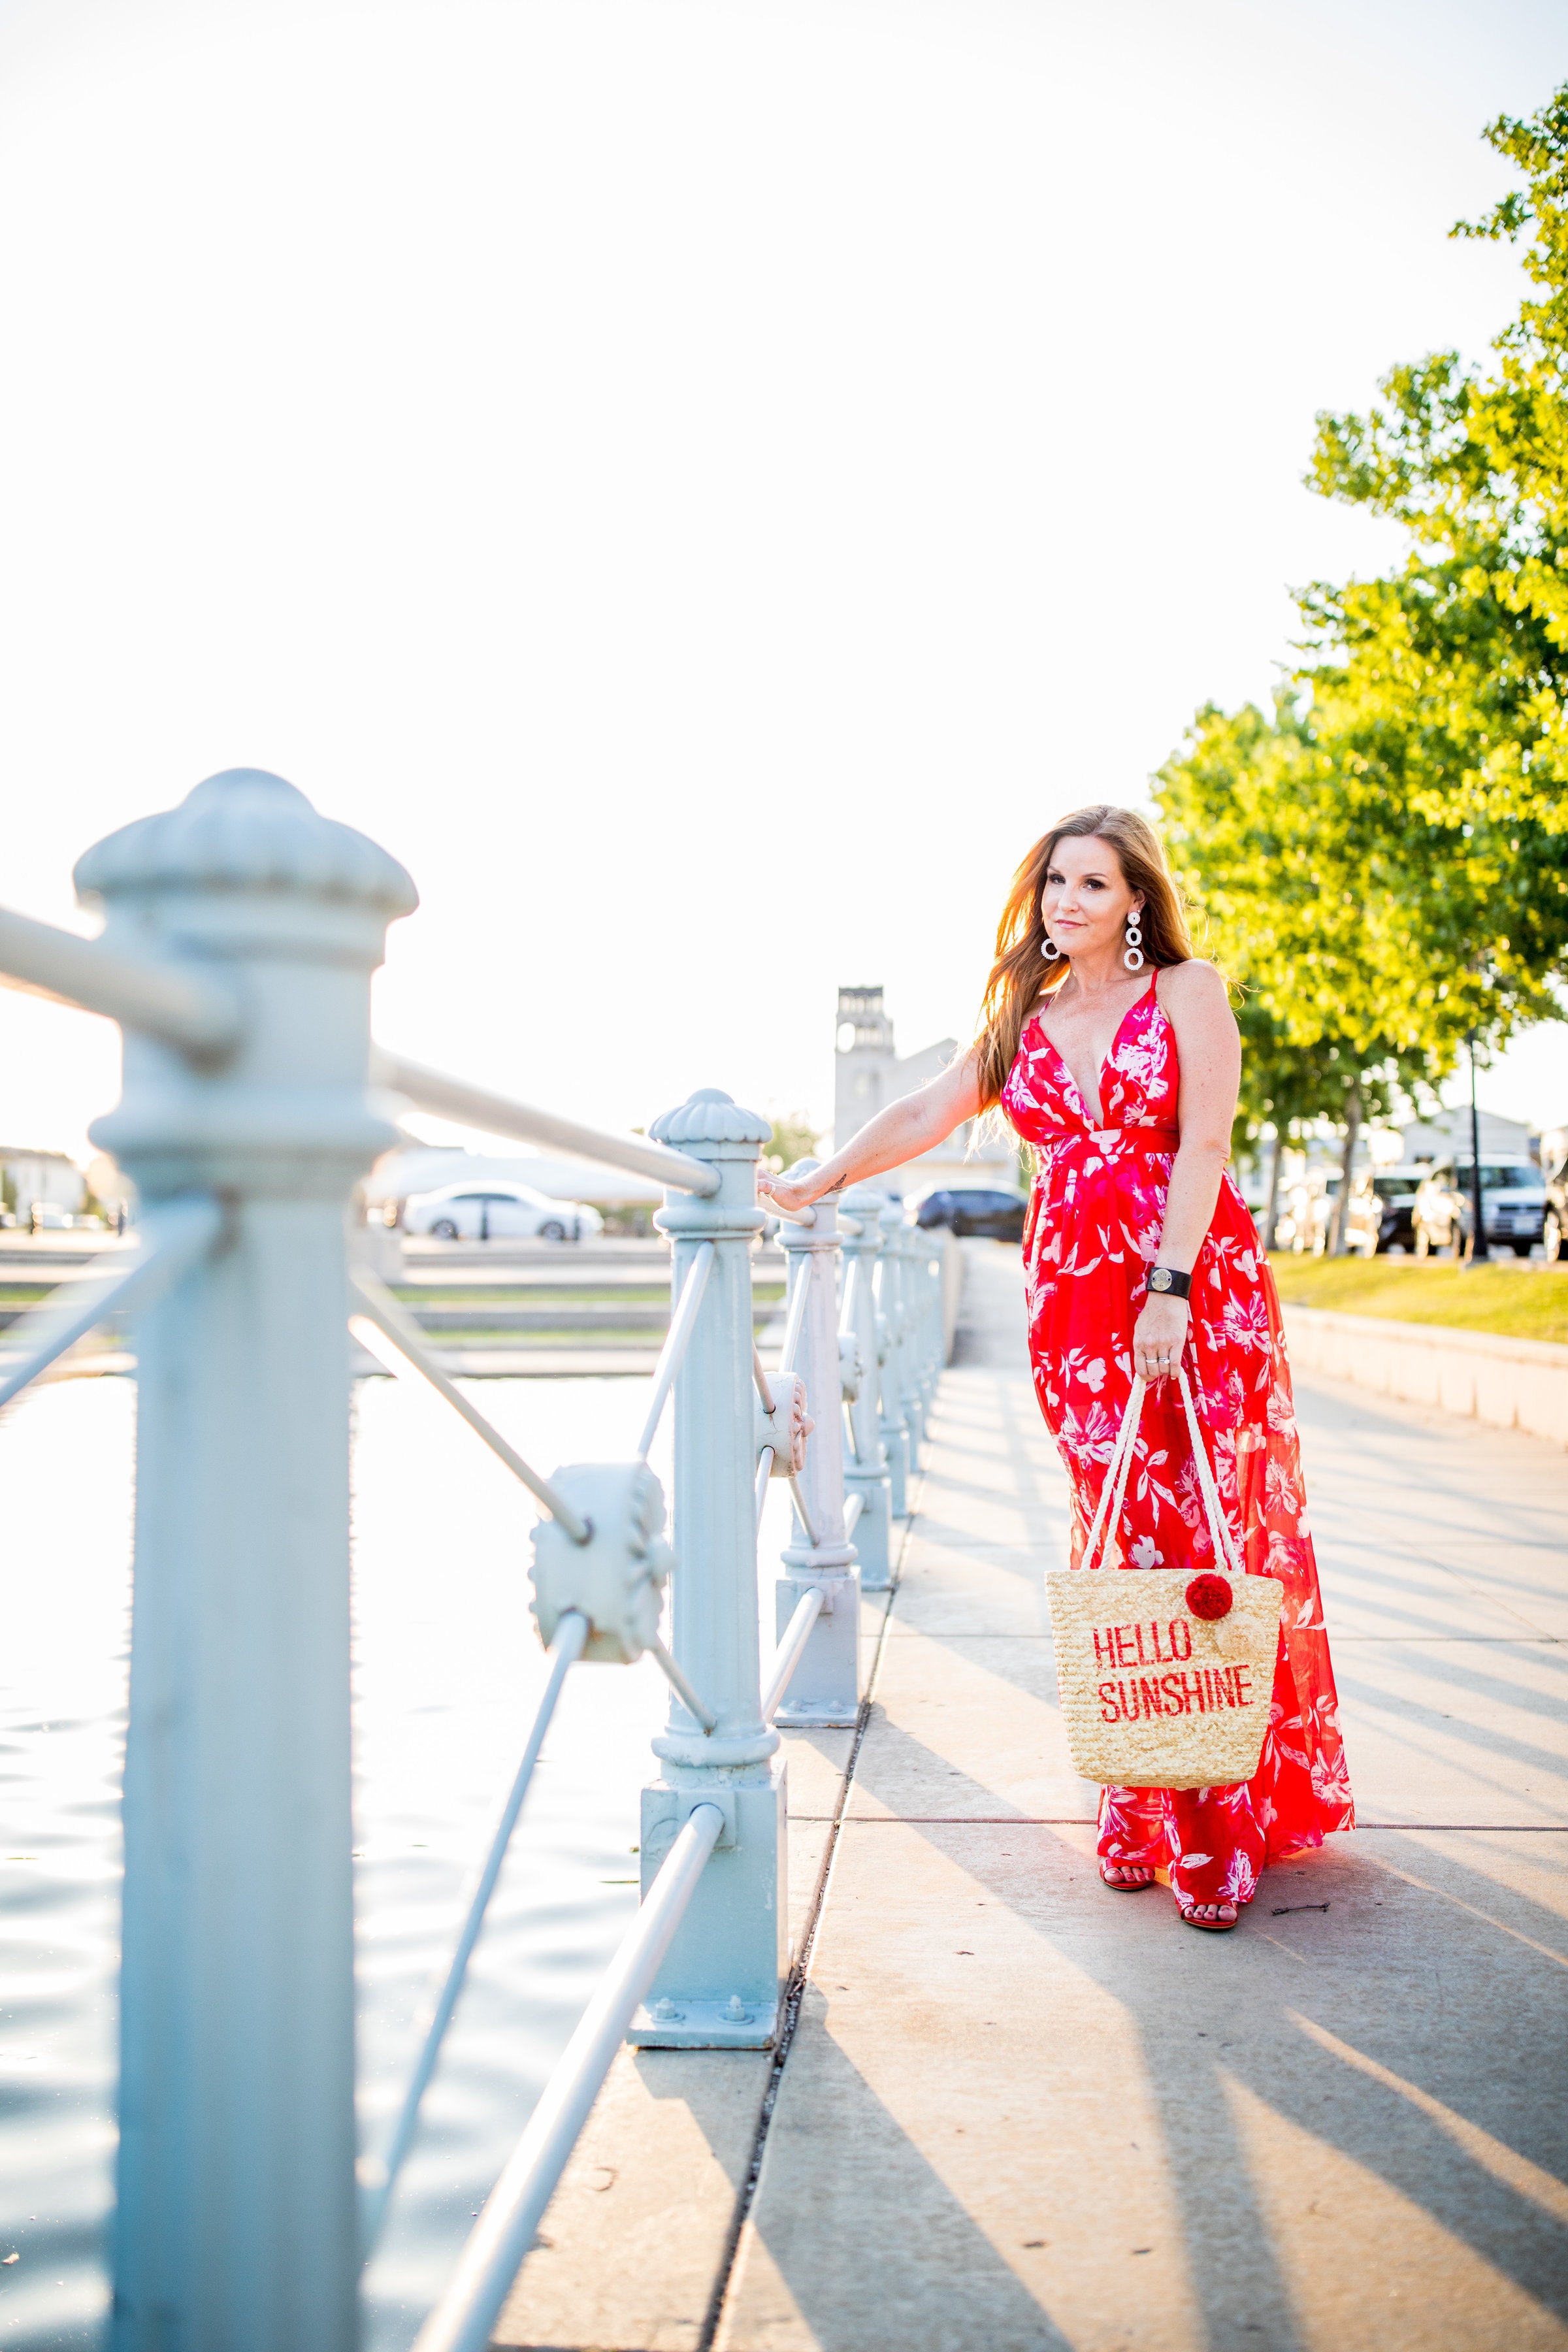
<box><xmin>1045</xmin><ymin>1364</ymin><xmax>1284</xmax><ymax>1791</ymax></box>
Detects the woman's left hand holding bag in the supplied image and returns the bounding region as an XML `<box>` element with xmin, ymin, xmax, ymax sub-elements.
<box><xmin>1132</xmin><ymin>1292</ymin><xmax>1189</xmax><ymax>1384</ymax></box>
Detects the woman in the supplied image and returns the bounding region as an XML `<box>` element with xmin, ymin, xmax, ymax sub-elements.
<box><xmin>759</xmin><ymin>804</ymin><xmax>1353</xmax><ymax>1931</ymax></box>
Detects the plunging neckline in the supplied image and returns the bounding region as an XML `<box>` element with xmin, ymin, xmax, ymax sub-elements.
<box><xmin>1025</xmin><ymin>975</ymin><xmax>1158</xmax><ymax>1127</ymax></box>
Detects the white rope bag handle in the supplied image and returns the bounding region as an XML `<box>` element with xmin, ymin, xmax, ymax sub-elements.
<box><xmin>1079</xmin><ymin>1347</ymin><xmax>1243</xmax><ymax>1580</ymax></box>
<box><xmin>1174</xmin><ymin>1358</ymin><xmax>1245</xmax><ymax>1580</ymax></box>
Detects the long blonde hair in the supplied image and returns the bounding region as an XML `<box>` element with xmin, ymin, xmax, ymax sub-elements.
<box><xmin>973</xmin><ymin>804</ymin><xmax>1195</xmax><ymax>1109</ymax></box>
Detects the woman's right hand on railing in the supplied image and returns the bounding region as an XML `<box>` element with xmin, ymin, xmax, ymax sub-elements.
<box><xmin>757</xmin><ymin>1168</ymin><xmax>830</xmax><ymax>1216</ymax></box>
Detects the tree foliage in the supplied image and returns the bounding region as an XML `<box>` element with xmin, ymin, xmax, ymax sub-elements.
<box><xmin>1159</xmin><ymin>698</ymin><xmax>1433</xmax><ymax>1145</ymax></box>
<box><xmin>1157</xmin><ymin>84</ymin><xmax>1568</xmax><ymax>1127</ymax></box>
<box><xmin>1307</xmin><ymin>84</ymin><xmax>1568</xmax><ymax>814</ymax></box>
<box><xmin>760</xmin><ymin>1109</ymin><xmax>824</xmax><ymax>1173</ymax></box>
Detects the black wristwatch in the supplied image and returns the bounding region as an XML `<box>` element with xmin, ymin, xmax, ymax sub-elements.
<box><xmin>1147</xmin><ymin>1266</ymin><xmax>1192</xmax><ymax>1300</ymax></box>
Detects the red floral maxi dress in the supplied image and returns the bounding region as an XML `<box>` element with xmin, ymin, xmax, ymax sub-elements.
<box><xmin>1000</xmin><ymin>978</ymin><xmax>1354</xmax><ymax>1910</ymax></box>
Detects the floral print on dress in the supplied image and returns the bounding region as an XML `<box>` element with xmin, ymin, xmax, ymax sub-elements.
<box><xmin>1000</xmin><ymin>981</ymin><xmax>1354</xmax><ymax>1910</ymax></box>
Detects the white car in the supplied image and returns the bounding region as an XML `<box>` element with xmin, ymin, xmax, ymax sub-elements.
<box><xmin>1306</xmin><ymin>1171</ymin><xmax>1379</xmax><ymax>1257</ymax></box>
<box><xmin>28</xmin><ymin>1203</ymin><xmax>103</xmax><ymax>1233</ymax></box>
<box><xmin>402</xmin><ymin>1181</ymin><xmax>604</xmax><ymax>1244</ymax></box>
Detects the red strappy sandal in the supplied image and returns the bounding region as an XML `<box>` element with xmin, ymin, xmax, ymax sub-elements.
<box><xmin>1177</xmin><ymin>1900</ymin><xmax>1239</xmax><ymax>1932</ymax></box>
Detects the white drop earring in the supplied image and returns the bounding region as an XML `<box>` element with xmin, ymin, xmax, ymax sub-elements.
<box><xmin>1123</xmin><ymin>908</ymin><xmax>1145</xmax><ymax>972</ymax></box>
<box><xmin>1041</xmin><ymin>934</ymin><xmax>1062</xmax><ymax>963</ymax></box>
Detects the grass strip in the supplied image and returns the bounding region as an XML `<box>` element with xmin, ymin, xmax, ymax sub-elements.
<box><xmin>1267</xmin><ymin>1254</ymin><xmax>1568</xmax><ymax>1347</ymax></box>
<box><xmin>393</xmin><ymin>1284</ymin><xmax>786</xmax><ymax>1308</ymax></box>
<box><xmin>405</xmin><ymin>1324</ymin><xmax>782</xmax><ymax>1348</ymax></box>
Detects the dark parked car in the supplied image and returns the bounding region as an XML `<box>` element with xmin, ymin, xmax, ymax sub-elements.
<box><xmin>915</xmin><ymin>1188</ymin><xmax>1028</xmax><ymax>1242</ymax></box>
<box><xmin>1369</xmin><ymin>1171</ymin><xmax>1421</xmax><ymax>1254</ymax></box>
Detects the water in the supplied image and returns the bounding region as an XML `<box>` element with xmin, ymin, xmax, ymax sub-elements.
<box><xmin>0</xmin><ymin>1369</ymin><xmax>795</xmax><ymax>2348</ymax></box>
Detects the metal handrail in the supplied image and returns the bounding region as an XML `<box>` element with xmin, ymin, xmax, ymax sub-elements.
<box><xmin>762</xmin><ymin>1198</ymin><xmax>817</xmax><ymax>1228</ymax></box>
<box><xmin>636</xmin><ymin>1243</ymin><xmax>714</xmax><ymax>1460</ymax></box>
<box><xmin>787</xmin><ymin>1472</ymin><xmax>821</xmax><ymax>1550</ymax></box>
<box><xmin>350</xmin><ymin>1273</ymin><xmax>723</xmax><ymax>1729</ymax></box>
<box><xmin>410</xmin><ymin>1805</ymin><xmax>727</xmax><ymax>2352</ymax></box>
<box><xmin>777</xmin><ymin>1257</ymin><xmax>813</xmax><ymax>1379</ymax></box>
<box><xmin>359</xmin><ymin>1610</ymin><xmax>591</xmax><ymax>2256</ymax></box>
<box><xmin>840</xmin><ymin>1400</ymin><xmax>856</xmax><ymax>1461</ymax></box>
<box><xmin>370</xmin><ymin>1049</ymin><xmax>720</xmax><ymax>1199</ymax></box>
<box><xmin>760</xmin><ymin>1198</ymin><xmax>860</xmax><ymax>1236</ymax></box>
<box><xmin>0</xmin><ymin>904</ymin><xmax>242</xmax><ymax>1058</ymax></box>
<box><xmin>760</xmin><ymin>1587</ymin><xmax>825</xmax><ymax>1721</ymax></box>
<box><xmin>645</xmin><ymin>1635</ymin><xmax>719</xmax><ymax>1733</ymax></box>
<box><xmin>0</xmin><ymin>1195</ymin><xmax>225</xmax><ymax>1411</ymax></box>
<box><xmin>837</xmin><ymin>1259</ymin><xmax>862</xmax><ymax>1461</ymax></box>
<box><xmin>2</xmin><ymin>778</ymin><xmax>959</xmax><ymax>2352</ymax></box>
<box><xmin>769</xmin><ymin>1262</ymin><xmax>822</xmax><ymax>1543</ymax></box>
<box><xmin>348</xmin><ymin>1273</ymin><xmax>591</xmax><ymax>1542</ymax></box>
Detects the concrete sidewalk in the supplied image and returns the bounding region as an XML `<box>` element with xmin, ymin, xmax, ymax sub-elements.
<box><xmin>497</xmin><ymin>1243</ymin><xmax>1568</xmax><ymax>2352</ymax></box>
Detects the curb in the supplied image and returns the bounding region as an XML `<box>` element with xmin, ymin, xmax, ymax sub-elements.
<box><xmin>1281</xmin><ymin>1301</ymin><xmax>1568</xmax><ymax>1448</ymax></box>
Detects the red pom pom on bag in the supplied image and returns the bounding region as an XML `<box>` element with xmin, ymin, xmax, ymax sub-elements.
<box><xmin>1184</xmin><ymin>1571</ymin><xmax>1233</xmax><ymax>1621</ymax></box>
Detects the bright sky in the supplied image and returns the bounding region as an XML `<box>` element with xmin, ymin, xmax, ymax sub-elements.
<box><xmin>2</xmin><ymin>0</ymin><xmax>1564</xmax><ymax>1166</ymax></box>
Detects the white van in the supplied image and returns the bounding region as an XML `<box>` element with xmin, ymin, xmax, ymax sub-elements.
<box><xmin>1412</xmin><ymin>1159</ymin><xmax>1546</xmax><ymax>1258</ymax></box>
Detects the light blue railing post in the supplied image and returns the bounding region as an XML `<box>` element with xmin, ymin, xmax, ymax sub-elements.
<box><xmin>912</xmin><ymin>1230</ymin><xmax>942</xmax><ymax>1418</ymax></box>
<box><xmin>79</xmin><ymin>769</ymin><xmax>416</xmax><ymax>2352</ymax></box>
<box><xmin>631</xmin><ymin>1089</ymin><xmax>785</xmax><ymax>2048</ymax></box>
<box><xmin>879</xmin><ymin>1194</ymin><xmax>926</xmax><ymax>1467</ymax></box>
<box><xmin>896</xmin><ymin>1220</ymin><xmax>928</xmax><ymax>1462</ymax></box>
<box><xmin>874</xmin><ymin>1197</ymin><xmax>910</xmax><ymax>1515</ymax></box>
<box><xmin>771</xmin><ymin>1162</ymin><xmax>860</xmax><ymax>1725</ymax></box>
<box><xmin>932</xmin><ymin>1242</ymin><xmax>951</xmax><ymax>1384</ymax></box>
<box><xmin>838</xmin><ymin>1180</ymin><xmax>893</xmax><ymax>1588</ymax></box>
<box><xmin>932</xmin><ymin>1241</ymin><xmax>948</xmax><ymax>1382</ymax></box>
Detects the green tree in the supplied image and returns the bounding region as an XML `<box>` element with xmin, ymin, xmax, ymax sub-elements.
<box><xmin>1160</xmin><ymin>697</ymin><xmax>1483</xmax><ymax>1069</ymax></box>
<box><xmin>1159</xmin><ymin>698</ymin><xmax>1435</xmax><ymax>1246</ymax></box>
<box><xmin>1158</xmin><ymin>85</ymin><xmax>1568</xmax><ymax>1249</ymax></box>
<box><xmin>1301</xmin><ymin>83</ymin><xmax>1568</xmax><ymax>1003</ymax></box>
<box><xmin>760</xmin><ymin>1109</ymin><xmax>825</xmax><ymax>1174</ymax></box>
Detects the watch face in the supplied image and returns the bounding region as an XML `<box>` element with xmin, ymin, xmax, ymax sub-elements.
<box><xmin>1149</xmin><ymin>1268</ymin><xmax>1170</xmax><ymax>1291</ymax></box>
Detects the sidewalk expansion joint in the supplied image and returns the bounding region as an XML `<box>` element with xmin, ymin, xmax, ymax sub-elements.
<box><xmin>694</xmin><ymin>1450</ymin><xmax>932</xmax><ymax>2352</ymax></box>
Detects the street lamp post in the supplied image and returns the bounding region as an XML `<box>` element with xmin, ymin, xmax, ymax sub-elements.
<box><xmin>1467</xmin><ymin>1028</ymin><xmax>1489</xmax><ymax>1264</ymax></box>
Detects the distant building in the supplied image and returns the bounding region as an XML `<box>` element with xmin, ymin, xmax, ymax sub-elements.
<box><xmin>1397</xmin><ymin>1109</ymin><xmax>1536</xmax><ymax>1166</ymax></box>
<box><xmin>834</xmin><ymin>987</ymin><xmax>949</xmax><ymax>1139</ymax></box>
<box><xmin>833</xmin><ymin>986</ymin><xmax>1017</xmax><ymax>1198</ymax></box>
